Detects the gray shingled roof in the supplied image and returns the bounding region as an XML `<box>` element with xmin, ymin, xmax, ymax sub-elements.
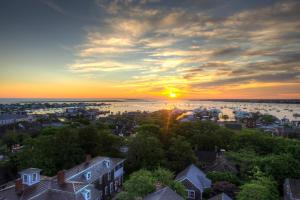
<box><xmin>143</xmin><ymin>187</ymin><xmax>184</xmax><ymax>200</ymax></box>
<box><xmin>208</xmin><ymin>193</ymin><xmax>232</xmax><ymax>200</ymax></box>
<box><xmin>176</xmin><ymin>164</ymin><xmax>211</xmax><ymax>192</ymax></box>
<box><xmin>287</xmin><ymin>178</ymin><xmax>300</xmax><ymax>199</ymax></box>
<box><xmin>0</xmin><ymin>156</ymin><xmax>125</xmax><ymax>200</ymax></box>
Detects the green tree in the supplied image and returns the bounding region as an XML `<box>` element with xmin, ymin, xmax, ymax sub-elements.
<box><xmin>166</xmin><ymin>136</ymin><xmax>196</xmax><ymax>172</ymax></box>
<box><xmin>123</xmin><ymin>170</ymin><xmax>155</xmax><ymax>198</ymax></box>
<box><xmin>127</xmin><ymin>134</ymin><xmax>165</xmax><ymax>171</ymax></box>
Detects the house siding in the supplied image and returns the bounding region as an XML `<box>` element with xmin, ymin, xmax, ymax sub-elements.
<box><xmin>180</xmin><ymin>179</ymin><xmax>202</xmax><ymax>200</ymax></box>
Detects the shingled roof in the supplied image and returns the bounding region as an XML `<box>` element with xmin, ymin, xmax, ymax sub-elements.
<box><xmin>176</xmin><ymin>164</ymin><xmax>211</xmax><ymax>192</ymax></box>
<box><xmin>0</xmin><ymin>156</ymin><xmax>125</xmax><ymax>200</ymax></box>
<box><xmin>208</xmin><ymin>193</ymin><xmax>232</xmax><ymax>200</ymax></box>
<box><xmin>143</xmin><ymin>187</ymin><xmax>184</xmax><ymax>200</ymax></box>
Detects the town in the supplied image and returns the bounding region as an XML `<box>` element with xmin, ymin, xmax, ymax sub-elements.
<box><xmin>0</xmin><ymin>102</ymin><xmax>299</xmax><ymax>199</ymax></box>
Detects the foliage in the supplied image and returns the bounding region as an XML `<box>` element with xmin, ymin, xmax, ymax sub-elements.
<box><xmin>123</xmin><ymin>170</ymin><xmax>156</xmax><ymax>198</ymax></box>
<box><xmin>166</xmin><ymin>136</ymin><xmax>196</xmax><ymax>172</ymax></box>
<box><xmin>126</xmin><ymin>134</ymin><xmax>165</xmax><ymax>171</ymax></box>
<box><xmin>120</xmin><ymin>168</ymin><xmax>186</xmax><ymax>200</ymax></box>
<box><xmin>207</xmin><ymin>171</ymin><xmax>240</xmax><ymax>185</ymax></box>
<box><xmin>211</xmin><ymin>181</ymin><xmax>237</xmax><ymax>199</ymax></box>
<box><xmin>237</xmin><ymin>174</ymin><xmax>279</xmax><ymax>200</ymax></box>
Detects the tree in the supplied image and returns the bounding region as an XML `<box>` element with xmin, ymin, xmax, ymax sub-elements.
<box><xmin>211</xmin><ymin>181</ymin><xmax>237</xmax><ymax>199</ymax></box>
<box><xmin>166</xmin><ymin>136</ymin><xmax>196</xmax><ymax>172</ymax></box>
<box><xmin>237</xmin><ymin>169</ymin><xmax>279</xmax><ymax>200</ymax></box>
<box><xmin>78</xmin><ymin>126</ymin><xmax>100</xmax><ymax>156</ymax></box>
<box><xmin>127</xmin><ymin>134</ymin><xmax>165</xmax><ymax>171</ymax></box>
<box><xmin>123</xmin><ymin>170</ymin><xmax>155</xmax><ymax>198</ymax></box>
<box><xmin>119</xmin><ymin>168</ymin><xmax>186</xmax><ymax>200</ymax></box>
<box><xmin>207</xmin><ymin>171</ymin><xmax>240</xmax><ymax>185</ymax></box>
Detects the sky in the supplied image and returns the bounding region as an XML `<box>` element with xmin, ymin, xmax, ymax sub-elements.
<box><xmin>0</xmin><ymin>0</ymin><xmax>300</xmax><ymax>99</ymax></box>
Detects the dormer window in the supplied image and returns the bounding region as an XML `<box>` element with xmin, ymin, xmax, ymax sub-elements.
<box><xmin>85</xmin><ymin>171</ymin><xmax>92</xmax><ymax>180</ymax></box>
<box><xmin>81</xmin><ymin>189</ymin><xmax>91</xmax><ymax>200</ymax></box>
<box><xmin>103</xmin><ymin>160</ymin><xmax>110</xmax><ymax>168</ymax></box>
<box><xmin>23</xmin><ymin>174</ymin><xmax>28</xmax><ymax>184</ymax></box>
<box><xmin>19</xmin><ymin>168</ymin><xmax>41</xmax><ymax>186</ymax></box>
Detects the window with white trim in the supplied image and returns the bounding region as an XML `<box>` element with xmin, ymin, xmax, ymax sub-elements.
<box><xmin>81</xmin><ymin>189</ymin><xmax>91</xmax><ymax>200</ymax></box>
<box><xmin>23</xmin><ymin>175</ymin><xmax>28</xmax><ymax>184</ymax></box>
<box><xmin>32</xmin><ymin>173</ymin><xmax>37</xmax><ymax>182</ymax></box>
<box><xmin>107</xmin><ymin>171</ymin><xmax>111</xmax><ymax>181</ymax></box>
<box><xmin>105</xmin><ymin>186</ymin><xmax>108</xmax><ymax>195</ymax></box>
<box><xmin>187</xmin><ymin>190</ymin><xmax>195</xmax><ymax>199</ymax></box>
<box><xmin>110</xmin><ymin>182</ymin><xmax>113</xmax><ymax>194</ymax></box>
<box><xmin>85</xmin><ymin>171</ymin><xmax>92</xmax><ymax>180</ymax></box>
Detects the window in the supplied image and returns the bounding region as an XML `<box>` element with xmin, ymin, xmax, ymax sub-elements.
<box><xmin>85</xmin><ymin>171</ymin><xmax>92</xmax><ymax>180</ymax></box>
<box><xmin>32</xmin><ymin>173</ymin><xmax>37</xmax><ymax>182</ymax></box>
<box><xmin>99</xmin><ymin>191</ymin><xmax>103</xmax><ymax>199</ymax></box>
<box><xmin>107</xmin><ymin>172</ymin><xmax>111</xmax><ymax>181</ymax></box>
<box><xmin>187</xmin><ymin>190</ymin><xmax>195</xmax><ymax>199</ymax></box>
<box><xmin>23</xmin><ymin>175</ymin><xmax>28</xmax><ymax>184</ymax></box>
<box><xmin>115</xmin><ymin>181</ymin><xmax>118</xmax><ymax>191</ymax></box>
<box><xmin>105</xmin><ymin>186</ymin><xmax>108</xmax><ymax>195</ymax></box>
<box><xmin>99</xmin><ymin>176</ymin><xmax>102</xmax><ymax>184</ymax></box>
<box><xmin>110</xmin><ymin>182</ymin><xmax>113</xmax><ymax>194</ymax></box>
<box><xmin>81</xmin><ymin>189</ymin><xmax>91</xmax><ymax>200</ymax></box>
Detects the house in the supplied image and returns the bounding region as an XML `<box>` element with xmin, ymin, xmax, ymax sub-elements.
<box><xmin>208</xmin><ymin>193</ymin><xmax>232</xmax><ymax>200</ymax></box>
<box><xmin>144</xmin><ymin>186</ymin><xmax>184</xmax><ymax>200</ymax></box>
<box><xmin>0</xmin><ymin>114</ymin><xmax>31</xmax><ymax>126</ymax></box>
<box><xmin>224</xmin><ymin>123</ymin><xmax>242</xmax><ymax>131</ymax></box>
<box><xmin>175</xmin><ymin>164</ymin><xmax>211</xmax><ymax>200</ymax></box>
<box><xmin>196</xmin><ymin>151</ymin><xmax>238</xmax><ymax>175</ymax></box>
<box><xmin>284</xmin><ymin>178</ymin><xmax>300</xmax><ymax>200</ymax></box>
<box><xmin>0</xmin><ymin>155</ymin><xmax>125</xmax><ymax>200</ymax></box>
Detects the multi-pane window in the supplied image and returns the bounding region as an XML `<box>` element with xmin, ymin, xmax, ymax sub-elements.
<box><xmin>110</xmin><ymin>182</ymin><xmax>113</xmax><ymax>194</ymax></box>
<box><xmin>105</xmin><ymin>186</ymin><xmax>108</xmax><ymax>195</ymax></box>
<box><xmin>187</xmin><ymin>190</ymin><xmax>195</xmax><ymax>199</ymax></box>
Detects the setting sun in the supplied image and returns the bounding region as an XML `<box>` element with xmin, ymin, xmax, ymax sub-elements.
<box><xmin>169</xmin><ymin>92</ymin><xmax>177</xmax><ymax>98</ymax></box>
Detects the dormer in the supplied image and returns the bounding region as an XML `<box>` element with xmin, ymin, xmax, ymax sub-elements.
<box><xmin>81</xmin><ymin>189</ymin><xmax>91</xmax><ymax>200</ymax></box>
<box><xmin>84</xmin><ymin>171</ymin><xmax>92</xmax><ymax>181</ymax></box>
<box><xmin>19</xmin><ymin>168</ymin><xmax>41</xmax><ymax>186</ymax></box>
<box><xmin>103</xmin><ymin>159</ymin><xmax>110</xmax><ymax>168</ymax></box>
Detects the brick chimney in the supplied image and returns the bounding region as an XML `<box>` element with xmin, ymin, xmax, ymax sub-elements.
<box><xmin>85</xmin><ymin>154</ymin><xmax>92</xmax><ymax>163</ymax></box>
<box><xmin>15</xmin><ymin>178</ymin><xmax>23</xmax><ymax>194</ymax></box>
<box><xmin>155</xmin><ymin>182</ymin><xmax>163</xmax><ymax>191</ymax></box>
<box><xmin>57</xmin><ymin>170</ymin><xmax>65</xmax><ymax>185</ymax></box>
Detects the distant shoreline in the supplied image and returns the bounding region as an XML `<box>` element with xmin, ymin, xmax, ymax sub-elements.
<box><xmin>0</xmin><ymin>98</ymin><xmax>300</xmax><ymax>104</ymax></box>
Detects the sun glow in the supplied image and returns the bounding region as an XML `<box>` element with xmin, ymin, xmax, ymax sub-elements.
<box><xmin>169</xmin><ymin>92</ymin><xmax>177</xmax><ymax>98</ymax></box>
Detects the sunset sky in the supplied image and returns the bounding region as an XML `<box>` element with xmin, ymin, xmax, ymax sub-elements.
<box><xmin>1</xmin><ymin>0</ymin><xmax>300</xmax><ymax>99</ymax></box>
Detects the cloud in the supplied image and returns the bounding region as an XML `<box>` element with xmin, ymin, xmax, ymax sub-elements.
<box><xmin>67</xmin><ymin>0</ymin><xmax>300</xmax><ymax>98</ymax></box>
<box><xmin>69</xmin><ymin>60</ymin><xmax>141</xmax><ymax>72</ymax></box>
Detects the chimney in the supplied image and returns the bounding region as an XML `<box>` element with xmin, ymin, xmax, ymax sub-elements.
<box><xmin>155</xmin><ymin>182</ymin><xmax>163</xmax><ymax>191</ymax></box>
<box><xmin>15</xmin><ymin>178</ymin><xmax>23</xmax><ymax>194</ymax></box>
<box><xmin>85</xmin><ymin>154</ymin><xmax>92</xmax><ymax>163</ymax></box>
<box><xmin>57</xmin><ymin>170</ymin><xmax>65</xmax><ymax>185</ymax></box>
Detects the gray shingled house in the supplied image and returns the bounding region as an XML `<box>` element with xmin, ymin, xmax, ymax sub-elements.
<box><xmin>0</xmin><ymin>156</ymin><xmax>125</xmax><ymax>200</ymax></box>
<box><xmin>175</xmin><ymin>164</ymin><xmax>211</xmax><ymax>200</ymax></box>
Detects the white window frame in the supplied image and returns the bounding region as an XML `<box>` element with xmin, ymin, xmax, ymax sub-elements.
<box><xmin>23</xmin><ymin>174</ymin><xmax>28</xmax><ymax>184</ymax></box>
<box><xmin>187</xmin><ymin>190</ymin><xmax>195</xmax><ymax>199</ymax></box>
<box><xmin>110</xmin><ymin>182</ymin><xmax>113</xmax><ymax>194</ymax></box>
<box><xmin>32</xmin><ymin>173</ymin><xmax>37</xmax><ymax>182</ymax></box>
<box><xmin>86</xmin><ymin>171</ymin><xmax>92</xmax><ymax>180</ymax></box>
<box><xmin>107</xmin><ymin>171</ymin><xmax>111</xmax><ymax>181</ymax></box>
<box><xmin>105</xmin><ymin>186</ymin><xmax>108</xmax><ymax>195</ymax></box>
<box><xmin>99</xmin><ymin>175</ymin><xmax>102</xmax><ymax>184</ymax></box>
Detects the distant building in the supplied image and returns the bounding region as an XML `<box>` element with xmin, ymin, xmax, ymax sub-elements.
<box><xmin>176</xmin><ymin>164</ymin><xmax>211</xmax><ymax>200</ymax></box>
<box><xmin>0</xmin><ymin>114</ymin><xmax>31</xmax><ymax>126</ymax></box>
<box><xmin>144</xmin><ymin>186</ymin><xmax>184</xmax><ymax>200</ymax></box>
<box><xmin>224</xmin><ymin>123</ymin><xmax>242</xmax><ymax>131</ymax></box>
<box><xmin>0</xmin><ymin>156</ymin><xmax>125</xmax><ymax>200</ymax></box>
<box><xmin>284</xmin><ymin>178</ymin><xmax>300</xmax><ymax>200</ymax></box>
